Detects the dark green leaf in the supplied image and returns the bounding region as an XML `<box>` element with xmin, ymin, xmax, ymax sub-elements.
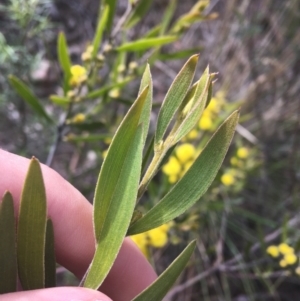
<box><xmin>0</xmin><ymin>191</ymin><xmax>17</xmax><ymax>294</ymax></box>
<box><xmin>116</xmin><ymin>36</ymin><xmax>177</xmax><ymax>52</ymax></box>
<box><xmin>17</xmin><ymin>158</ymin><xmax>47</xmax><ymax>290</ymax></box>
<box><xmin>103</xmin><ymin>0</ymin><xmax>116</xmax><ymax>33</ymax></box>
<box><xmin>45</xmin><ymin>219</ymin><xmax>56</xmax><ymax>288</ymax></box>
<box><xmin>83</xmin><ymin>87</ymin><xmax>149</xmax><ymax>289</ymax></box>
<box><xmin>128</xmin><ymin>110</ymin><xmax>239</xmax><ymax>235</ymax></box>
<box><xmin>132</xmin><ymin>241</ymin><xmax>196</xmax><ymax>301</ymax></box>
<box><xmin>9</xmin><ymin>76</ymin><xmax>53</xmax><ymax>123</ymax></box>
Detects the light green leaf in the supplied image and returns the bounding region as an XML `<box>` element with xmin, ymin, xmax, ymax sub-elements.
<box><xmin>173</xmin><ymin>67</ymin><xmax>211</xmax><ymax>143</ymax></box>
<box><xmin>45</xmin><ymin>219</ymin><xmax>56</xmax><ymax>288</ymax></box>
<box><xmin>116</xmin><ymin>36</ymin><xmax>177</xmax><ymax>52</ymax></box>
<box><xmin>83</xmin><ymin>87</ymin><xmax>149</xmax><ymax>289</ymax></box>
<box><xmin>9</xmin><ymin>75</ymin><xmax>53</xmax><ymax>124</ymax></box>
<box><xmin>138</xmin><ymin>64</ymin><xmax>153</xmax><ymax>148</ymax></box>
<box><xmin>17</xmin><ymin>158</ymin><xmax>47</xmax><ymax>290</ymax></box>
<box><xmin>124</xmin><ymin>0</ymin><xmax>153</xmax><ymax>29</ymax></box>
<box><xmin>92</xmin><ymin>5</ymin><xmax>110</xmax><ymax>59</ymax></box>
<box><xmin>155</xmin><ymin>54</ymin><xmax>199</xmax><ymax>145</ymax></box>
<box><xmin>160</xmin><ymin>0</ymin><xmax>176</xmax><ymax>35</ymax></box>
<box><xmin>58</xmin><ymin>32</ymin><xmax>71</xmax><ymax>93</ymax></box>
<box><xmin>131</xmin><ymin>241</ymin><xmax>196</xmax><ymax>301</ymax></box>
<box><xmin>103</xmin><ymin>0</ymin><xmax>116</xmax><ymax>33</ymax></box>
<box><xmin>0</xmin><ymin>191</ymin><xmax>17</xmax><ymax>294</ymax></box>
<box><xmin>49</xmin><ymin>95</ymin><xmax>70</xmax><ymax>106</ymax></box>
<box><xmin>128</xmin><ymin>110</ymin><xmax>239</xmax><ymax>235</ymax></box>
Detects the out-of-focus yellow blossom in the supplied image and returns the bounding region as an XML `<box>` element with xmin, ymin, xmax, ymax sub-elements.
<box><xmin>104</xmin><ymin>137</ymin><xmax>112</xmax><ymax>145</ymax></box>
<box><xmin>131</xmin><ymin>224</ymin><xmax>171</xmax><ymax>258</ymax></box>
<box><xmin>67</xmin><ymin>90</ymin><xmax>76</xmax><ymax>99</ymax></box>
<box><xmin>70</xmin><ymin>65</ymin><xmax>87</xmax><ymax>86</ymax></box>
<box><xmin>187</xmin><ymin>129</ymin><xmax>198</xmax><ymax>140</ymax></box>
<box><xmin>266</xmin><ymin>245</ymin><xmax>279</xmax><ymax>258</ymax></box>
<box><xmin>295</xmin><ymin>266</ymin><xmax>300</xmax><ymax>275</ymax></box>
<box><xmin>284</xmin><ymin>253</ymin><xmax>297</xmax><ymax>265</ymax></box>
<box><xmin>278</xmin><ymin>243</ymin><xmax>294</xmax><ymax>255</ymax></box>
<box><xmin>181</xmin><ymin>160</ymin><xmax>193</xmax><ymax>177</ymax></box>
<box><xmin>279</xmin><ymin>259</ymin><xmax>287</xmax><ymax>268</ymax></box>
<box><xmin>207</xmin><ymin>97</ymin><xmax>220</xmax><ymax>114</ymax></box>
<box><xmin>230</xmin><ymin>157</ymin><xmax>239</xmax><ymax>166</ymax></box>
<box><xmin>198</xmin><ymin>115</ymin><xmax>213</xmax><ymax>130</ymax></box>
<box><xmin>109</xmin><ymin>88</ymin><xmax>120</xmax><ymax>98</ymax></box>
<box><xmin>237</xmin><ymin>147</ymin><xmax>249</xmax><ymax>159</ymax></box>
<box><xmin>162</xmin><ymin>156</ymin><xmax>181</xmax><ymax>176</ymax></box>
<box><xmin>221</xmin><ymin>173</ymin><xmax>235</xmax><ymax>186</ymax></box>
<box><xmin>117</xmin><ymin>64</ymin><xmax>126</xmax><ymax>73</ymax></box>
<box><xmin>168</xmin><ymin>175</ymin><xmax>178</xmax><ymax>184</ymax></box>
<box><xmin>131</xmin><ymin>233</ymin><xmax>148</xmax><ymax>257</ymax></box>
<box><xmin>175</xmin><ymin>143</ymin><xmax>196</xmax><ymax>164</ymax></box>
<box><xmin>71</xmin><ymin>113</ymin><xmax>86</xmax><ymax>123</ymax></box>
<box><xmin>81</xmin><ymin>51</ymin><xmax>92</xmax><ymax>62</ymax></box>
<box><xmin>102</xmin><ymin>149</ymin><xmax>108</xmax><ymax>159</ymax></box>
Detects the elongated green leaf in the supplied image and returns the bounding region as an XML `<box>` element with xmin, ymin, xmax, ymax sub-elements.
<box><xmin>173</xmin><ymin>69</ymin><xmax>211</xmax><ymax>143</ymax></box>
<box><xmin>138</xmin><ymin>64</ymin><xmax>153</xmax><ymax>148</ymax></box>
<box><xmin>49</xmin><ymin>95</ymin><xmax>70</xmax><ymax>106</ymax></box>
<box><xmin>0</xmin><ymin>191</ymin><xmax>17</xmax><ymax>294</ymax></box>
<box><xmin>9</xmin><ymin>76</ymin><xmax>53</xmax><ymax>123</ymax></box>
<box><xmin>160</xmin><ymin>0</ymin><xmax>176</xmax><ymax>35</ymax></box>
<box><xmin>128</xmin><ymin>110</ymin><xmax>239</xmax><ymax>235</ymax></box>
<box><xmin>58</xmin><ymin>32</ymin><xmax>71</xmax><ymax>93</ymax></box>
<box><xmin>57</xmin><ymin>32</ymin><xmax>71</xmax><ymax>77</ymax></box>
<box><xmin>124</xmin><ymin>0</ymin><xmax>153</xmax><ymax>29</ymax></box>
<box><xmin>116</xmin><ymin>36</ymin><xmax>177</xmax><ymax>52</ymax></box>
<box><xmin>17</xmin><ymin>158</ymin><xmax>47</xmax><ymax>290</ymax></box>
<box><xmin>92</xmin><ymin>5</ymin><xmax>109</xmax><ymax>59</ymax></box>
<box><xmin>132</xmin><ymin>241</ymin><xmax>196</xmax><ymax>301</ymax></box>
<box><xmin>155</xmin><ymin>54</ymin><xmax>199</xmax><ymax>145</ymax></box>
<box><xmin>83</xmin><ymin>88</ymin><xmax>149</xmax><ymax>289</ymax></box>
<box><xmin>45</xmin><ymin>219</ymin><xmax>56</xmax><ymax>288</ymax></box>
<box><xmin>103</xmin><ymin>0</ymin><xmax>116</xmax><ymax>33</ymax></box>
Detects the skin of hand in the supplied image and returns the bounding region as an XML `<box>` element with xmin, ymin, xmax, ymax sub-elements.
<box><xmin>0</xmin><ymin>149</ymin><xmax>157</xmax><ymax>301</ymax></box>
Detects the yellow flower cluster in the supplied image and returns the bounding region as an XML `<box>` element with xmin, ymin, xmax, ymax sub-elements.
<box><xmin>221</xmin><ymin>146</ymin><xmax>250</xmax><ymax>186</ymax></box>
<box><xmin>131</xmin><ymin>224</ymin><xmax>171</xmax><ymax>258</ymax></box>
<box><xmin>81</xmin><ymin>45</ymin><xmax>94</xmax><ymax>62</ymax></box>
<box><xmin>198</xmin><ymin>96</ymin><xmax>221</xmax><ymax>131</ymax></box>
<box><xmin>71</xmin><ymin>113</ymin><xmax>86</xmax><ymax>123</ymax></box>
<box><xmin>69</xmin><ymin>65</ymin><xmax>87</xmax><ymax>87</ymax></box>
<box><xmin>267</xmin><ymin>243</ymin><xmax>299</xmax><ymax>270</ymax></box>
<box><xmin>162</xmin><ymin>143</ymin><xmax>196</xmax><ymax>183</ymax></box>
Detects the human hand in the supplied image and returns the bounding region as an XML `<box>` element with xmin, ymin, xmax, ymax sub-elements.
<box><xmin>0</xmin><ymin>150</ymin><xmax>157</xmax><ymax>301</ymax></box>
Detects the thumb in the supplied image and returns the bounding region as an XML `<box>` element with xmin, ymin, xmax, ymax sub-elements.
<box><xmin>0</xmin><ymin>287</ymin><xmax>112</xmax><ymax>301</ymax></box>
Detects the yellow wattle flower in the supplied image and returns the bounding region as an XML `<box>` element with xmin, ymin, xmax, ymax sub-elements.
<box><xmin>175</xmin><ymin>143</ymin><xmax>196</xmax><ymax>164</ymax></box>
<box><xmin>266</xmin><ymin>245</ymin><xmax>279</xmax><ymax>258</ymax></box>
<box><xmin>199</xmin><ymin>115</ymin><xmax>213</xmax><ymax>130</ymax></box>
<box><xmin>237</xmin><ymin>147</ymin><xmax>249</xmax><ymax>159</ymax></box>
<box><xmin>278</xmin><ymin>243</ymin><xmax>294</xmax><ymax>255</ymax></box>
<box><xmin>221</xmin><ymin>173</ymin><xmax>235</xmax><ymax>186</ymax></box>
<box><xmin>284</xmin><ymin>253</ymin><xmax>297</xmax><ymax>265</ymax></box>
<box><xmin>69</xmin><ymin>65</ymin><xmax>87</xmax><ymax>86</ymax></box>
<box><xmin>162</xmin><ymin>156</ymin><xmax>181</xmax><ymax>176</ymax></box>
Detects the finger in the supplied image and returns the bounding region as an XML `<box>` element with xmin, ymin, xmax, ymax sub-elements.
<box><xmin>0</xmin><ymin>150</ymin><xmax>156</xmax><ymax>301</ymax></box>
<box><xmin>1</xmin><ymin>287</ymin><xmax>112</xmax><ymax>301</ymax></box>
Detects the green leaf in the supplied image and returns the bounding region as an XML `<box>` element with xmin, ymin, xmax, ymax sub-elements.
<box><xmin>124</xmin><ymin>0</ymin><xmax>153</xmax><ymax>29</ymax></box>
<box><xmin>9</xmin><ymin>76</ymin><xmax>53</xmax><ymax>124</ymax></box>
<box><xmin>57</xmin><ymin>32</ymin><xmax>71</xmax><ymax>78</ymax></box>
<box><xmin>159</xmin><ymin>0</ymin><xmax>176</xmax><ymax>35</ymax></box>
<box><xmin>92</xmin><ymin>5</ymin><xmax>110</xmax><ymax>59</ymax></box>
<box><xmin>103</xmin><ymin>0</ymin><xmax>116</xmax><ymax>33</ymax></box>
<box><xmin>17</xmin><ymin>158</ymin><xmax>47</xmax><ymax>290</ymax></box>
<box><xmin>173</xmin><ymin>67</ymin><xmax>211</xmax><ymax>143</ymax></box>
<box><xmin>128</xmin><ymin>110</ymin><xmax>239</xmax><ymax>235</ymax></box>
<box><xmin>45</xmin><ymin>219</ymin><xmax>56</xmax><ymax>288</ymax></box>
<box><xmin>155</xmin><ymin>54</ymin><xmax>199</xmax><ymax>145</ymax></box>
<box><xmin>83</xmin><ymin>87</ymin><xmax>149</xmax><ymax>289</ymax></box>
<box><xmin>49</xmin><ymin>95</ymin><xmax>70</xmax><ymax>106</ymax></box>
<box><xmin>0</xmin><ymin>191</ymin><xmax>17</xmax><ymax>294</ymax></box>
<box><xmin>138</xmin><ymin>64</ymin><xmax>153</xmax><ymax>148</ymax></box>
<box><xmin>116</xmin><ymin>36</ymin><xmax>177</xmax><ymax>52</ymax></box>
<box><xmin>57</xmin><ymin>32</ymin><xmax>71</xmax><ymax>93</ymax></box>
<box><xmin>131</xmin><ymin>241</ymin><xmax>196</xmax><ymax>301</ymax></box>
